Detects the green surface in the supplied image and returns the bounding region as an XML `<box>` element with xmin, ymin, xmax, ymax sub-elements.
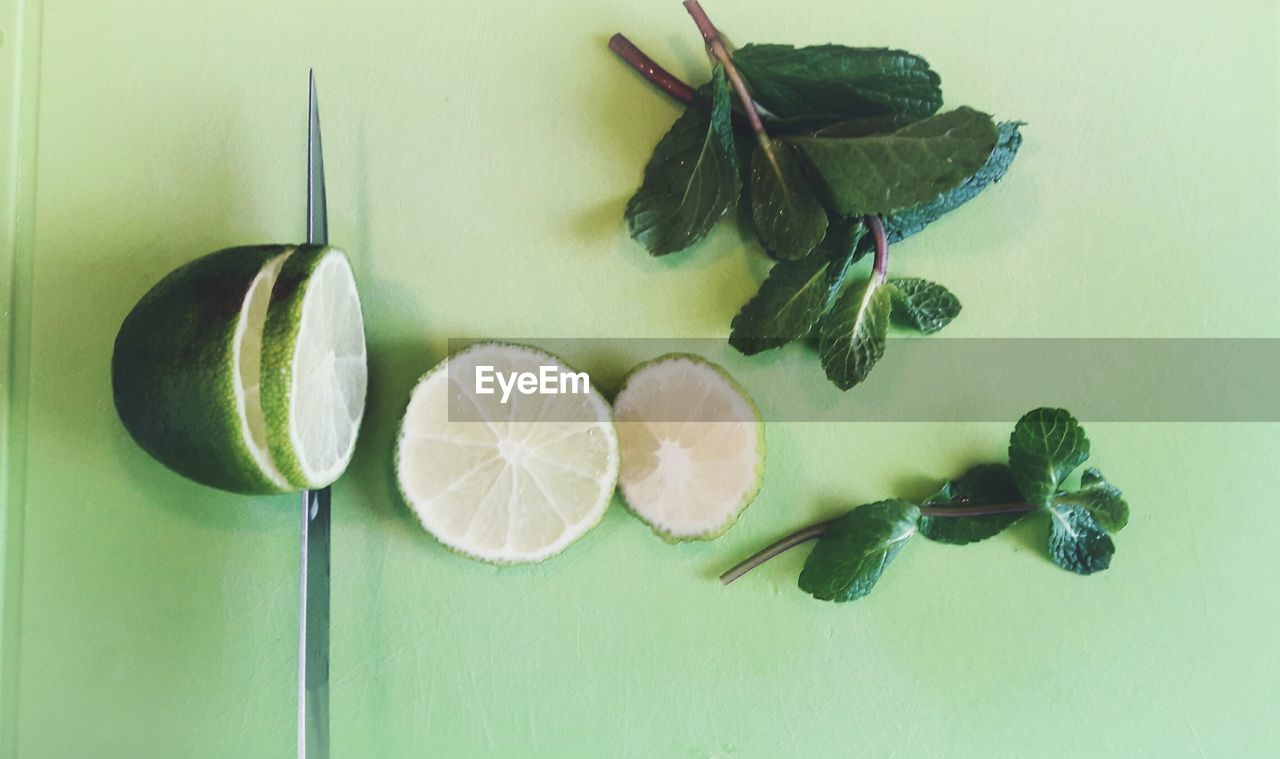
<box><xmin>2</xmin><ymin>0</ymin><xmax>1279</xmax><ymax>756</ymax></box>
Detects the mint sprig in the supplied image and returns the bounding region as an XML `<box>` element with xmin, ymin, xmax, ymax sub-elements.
<box><xmin>720</xmin><ymin>408</ymin><xmax>1133</xmax><ymax>601</ymax></box>
<box><xmin>609</xmin><ymin>2</ymin><xmax>1024</xmax><ymax>391</ymax></box>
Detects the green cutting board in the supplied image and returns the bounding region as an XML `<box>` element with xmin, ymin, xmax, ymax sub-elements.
<box><xmin>3</xmin><ymin>0</ymin><xmax>1279</xmax><ymax>756</ymax></box>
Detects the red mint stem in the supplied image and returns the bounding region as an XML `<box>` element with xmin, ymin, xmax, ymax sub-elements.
<box><xmin>682</xmin><ymin>0</ymin><xmax>768</xmax><ymax>142</ymax></box>
<box><xmin>608</xmin><ymin>34</ymin><xmax>697</xmax><ymax>106</ymax></box>
<box><xmin>867</xmin><ymin>215</ymin><xmax>889</xmax><ymax>284</ymax></box>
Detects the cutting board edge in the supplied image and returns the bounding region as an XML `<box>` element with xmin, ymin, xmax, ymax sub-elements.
<box><xmin>1</xmin><ymin>0</ymin><xmax>44</xmax><ymax>751</ymax></box>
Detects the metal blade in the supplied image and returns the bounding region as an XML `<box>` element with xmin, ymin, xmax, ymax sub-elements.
<box><xmin>298</xmin><ymin>68</ymin><xmax>331</xmax><ymax>759</ymax></box>
<box><xmin>307</xmin><ymin>70</ymin><xmax>329</xmax><ymax>247</ymax></box>
<box><xmin>298</xmin><ymin>488</ymin><xmax>330</xmax><ymax>759</ymax></box>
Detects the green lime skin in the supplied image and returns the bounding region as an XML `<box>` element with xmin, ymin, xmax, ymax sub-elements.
<box><xmin>112</xmin><ymin>245</ymin><xmax>293</xmax><ymax>494</ymax></box>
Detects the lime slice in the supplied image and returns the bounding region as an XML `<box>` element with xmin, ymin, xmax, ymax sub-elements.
<box><xmin>113</xmin><ymin>245</ymin><xmax>297</xmax><ymax>493</ymax></box>
<box><xmin>261</xmin><ymin>245</ymin><xmax>368</xmax><ymax>489</ymax></box>
<box><xmin>395</xmin><ymin>343</ymin><xmax>619</xmax><ymax>564</ymax></box>
<box><xmin>236</xmin><ymin>250</ymin><xmax>292</xmax><ymax>489</ymax></box>
<box><xmin>614</xmin><ymin>354</ymin><xmax>765</xmax><ymax>541</ymax></box>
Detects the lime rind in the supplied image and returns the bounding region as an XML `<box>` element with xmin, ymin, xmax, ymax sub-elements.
<box><xmin>614</xmin><ymin>353</ymin><xmax>765</xmax><ymax>542</ymax></box>
<box><xmin>112</xmin><ymin>244</ymin><xmax>298</xmax><ymax>494</ymax></box>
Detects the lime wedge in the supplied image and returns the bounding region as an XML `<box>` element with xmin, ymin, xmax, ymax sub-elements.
<box><xmin>614</xmin><ymin>354</ymin><xmax>765</xmax><ymax>541</ymax></box>
<box><xmin>113</xmin><ymin>245</ymin><xmax>297</xmax><ymax>493</ymax></box>
<box><xmin>395</xmin><ymin>343</ymin><xmax>619</xmax><ymax>564</ymax></box>
<box><xmin>261</xmin><ymin>245</ymin><xmax>368</xmax><ymax>489</ymax></box>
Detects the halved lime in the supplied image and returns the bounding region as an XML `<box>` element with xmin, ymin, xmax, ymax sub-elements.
<box><xmin>395</xmin><ymin>343</ymin><xmax>619</xmax><ymax>564</ymax></box>
<box><xmin>113</xmin><ymin>245</ymin><xmax>296</xmax><ymax>493</ymax></box>
<box><xmin>261</xmin><ymin>245</ymin><xmax>368</xmax><ymax>490</ymax></box>
<box><xmin>614</xmin><ymin>354</ymin><xmax>765</xmax><ymax>541</ymax></box>
<box><xmin>113</xmin><ymin>244</ymin><xmax>367</xmax><ymax>494</ymax></box>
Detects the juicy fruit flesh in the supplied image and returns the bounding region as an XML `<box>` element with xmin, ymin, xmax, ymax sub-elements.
<box><xmin>397</xmin><ymin>344</ymin><xmax>618</xmax><ymax>564</ymax></box>
<box><xmin>288</xmin><ymin>253</ymin><xmax>368</xmax><ymax>482</ymax></box>
<box><xmin>615</xmin><ymin>357</ymin><xmax>763</xmax><ymax>539</ymax></box>
<box><xmin>235</xmin><ymin>251</ymin><xmax>291</xmax><ymax>489</ymax></box>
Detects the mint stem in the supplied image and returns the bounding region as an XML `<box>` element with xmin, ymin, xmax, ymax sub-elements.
<box><xmin>720</xmin><ymin>499</ymin><xmax>1038</xmax><ymax>585</ymax></box>
<box><xmin>682</xmin><ymin>0</ymin><xmax>769</xmax><ymax>147</ymax></box>
<box><xmin>608</xmin><ymin>34</ymin><xmax>697</xmax><ymax>106</ymax></box>
<box><xmin>719</xmin><ymin>519</ymin><xmax>837</xmax><ymax>585</ymax></box>
<box><xmin>918</xmin><ymin>501</ymin><xmax>1036</xmax><ymax>517</ymax></box>
<box><xmin>867</xmin><ymin>215</ymin><xmax>889</xmax><ymax>284</ymax></box>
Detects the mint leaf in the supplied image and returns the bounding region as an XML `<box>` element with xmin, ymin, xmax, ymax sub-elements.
<box><xmin>734</xmin><ymin>44</ymin><xmax>942</xmax><ymax>120</ymax></box>
<box><xmin>919</xmin><ymin>464</ymin><xmax>1026</xmax><ymax>545</ymax></box>
<box><xmin>789</xmin><ymin>107</ymin><xmax>1000</xmax><ymax>217</ymax></box>
<box><xmin>729</xmin><ymin>218</ymin><xmax>866</xmax><ymax>355</ymax></box>
<box><xmin>888</xmin><ymin>278</ymin><xmax>961</xmax><ymax>334</ymax></box>
<box><xmin>816</xmin><ymin>216</ymin><xmax>869</xmax><ymax>267</ymax></box>
<box><xmin>798</xmin><ymin>500</ymin><xmax>920</xmax><ymax>602</ymax></box>
<box><xmin>729</xmin><ymin>251</ymin><xmax>831</xmax><ymax>354</ymax></box>
<box><xmin>818</xmin><ymin>219</ymin><xmax>866</xmax><ymax>313</ymax></box>
<box><xmin>822</xmin><ymin>249</ymin><xmax>859</xmax><ymax>313</ymax></box>
<box><xmin>625</xmin><ymin>66</ymin><xmax>740</xmax><ymax>255</ymax></box>
<box><xmin>817</xmin><ymin>277</ymin><xmax>891</xmax><ymax>390</ymax></box>
<box><xmin>1047</xmin><ymin>503</ymin><xmax>1114</xmax><ymax>575</ymax></box>
<box><xmin>761</xmin><ymin>113</ymin><xmax>918</xmax><ymax>137</ymax></box>
<box><xmin>882</xmin><ymin>121</ymin><xmax>1024</xmax><ymax>243</ymax></box>
<box><xmin>1054</xmin><ymin>467</ymin><xmax>1129</xmax><ymax>532</ymax></box>
<box><xmin>1008</xmin><ymin>407</ymin><xmax>1091</xmax><ymax>507</ymax></box>
<box><xmin>750</xmin><ymin>141</ymin><xmax>828</xmax><ymax>260</ymax></box>
<box><xmin>808</xmin><ymin>113</ymin><xmax>922</xmax><ymax>139</ymax></box>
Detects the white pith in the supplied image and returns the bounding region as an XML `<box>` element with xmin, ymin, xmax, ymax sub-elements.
<box><xmin>233</xmin><ymin>249</ymin><xmax>292</xmax><ymax>489</ymax></box>
<box><xmin>613</xmin><ymin>356</ymin><xmax>763</xmax><ymax>538</ymax></box>
<box><xmin>396</xmin><ymin>343</ymin><xmax>619</xmax><ymax>564</ymax></box>
<box><xmin>287</xmin><ymin>252</ymin><xmax>368</xmax><ymax>486</ymax></box>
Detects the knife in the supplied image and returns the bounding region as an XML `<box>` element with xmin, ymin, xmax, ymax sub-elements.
<box><xmin>297</xmin><ymin>69</ymin><xmax>331</xmax><ymax>759</ymax></box>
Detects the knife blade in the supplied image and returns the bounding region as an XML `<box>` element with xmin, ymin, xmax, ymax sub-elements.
<box><xmin>297</xmin><ymin>69</ymin><xmax>331</xmax><ymax>759</ymax></box>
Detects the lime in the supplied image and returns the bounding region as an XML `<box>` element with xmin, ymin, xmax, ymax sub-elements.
<box><xmin>395</xmin><ymin>343</ymin><xmax>619</xmax><ymax>564</ymax></box>
<box><xmin>261</xmin><ymin>245</ymin><xmax>368</xmax><ymax>489</ymax></box>
<box><xmin>613</xmin><ymin>354</ymin><xmax>765</xmax><ymax>541</ymax></box>
<box><xmin>112</xmin><ymin>244</ymin><xmax>367</xmax><ymax>494</ymax></box>
<box><xmin>113</xmin><ymin>245</ymin><xmax>295</xmax><ymax>493</ymax></box>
